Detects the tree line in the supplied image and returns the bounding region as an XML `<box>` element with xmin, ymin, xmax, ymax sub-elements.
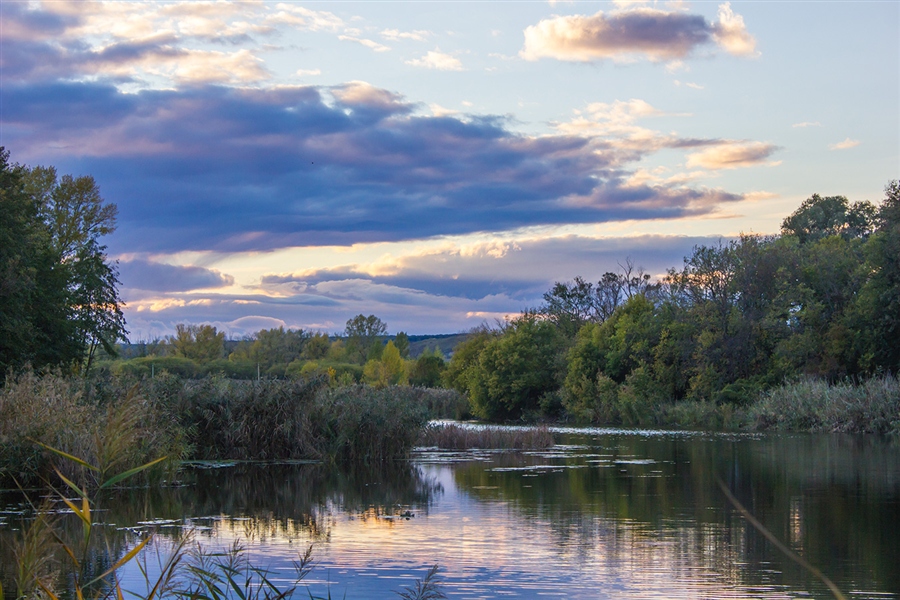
<box><xmin>114</xmin><ymin>315</ymin><xmax>447</xmax><ymax>389</ymax></box>
<box><xmin>445</xmin><ymin>183</ymin><xmax>900</xmax><ymax>422</ymax></box>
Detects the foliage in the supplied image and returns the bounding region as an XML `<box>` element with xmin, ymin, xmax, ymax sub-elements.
<box><xmin>394</xmin><ymin>331</ymin><xmax>411</xmax><ymax>358</ymax></box>
<box><xmin>0</xmin><ymin>148</ymin><xmax>126</xmax><ymax>378</ymax></box>
<box><xmin>409</xmin><ymin>350</ymin><xmax>446</xmax><ymax>388</ymax></box>
<box><xmin>449</xmin><ymin>182</ymin><xmax>900</xmax><ymax>425</ymax></box>
<box><xmin>463</xmin><ymin>316</ymin><xmax>566</xmax><ymax>420</ymax></box>
<box><xmin>229</xmin><ymin>326</ymin><xmax>308</xmax><ymax>370</ymax></box>
<box><xmin>0</xmin><ymin>371</ymin><xmax>185</xmax><ymax>487</ymax></box>
<box><xmin>363</xmin><ymin>340</ymin><xmax>408</xmax><ymax>388</ymax></box>
<box><xmin>344</xmin><ymin>314</ymin><xmax>388</xmax><ymax>363</ymax></box>
<box><xmin>166</xmin><ymin>323</ymin><xmax>226</xmax><ymax>362</ymax></box>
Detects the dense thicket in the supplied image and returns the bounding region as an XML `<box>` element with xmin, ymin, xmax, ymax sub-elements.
<box><xmin>0</xmin><ymin>148</ymin><xmax>125</xmax><ymax>377</ymax></box>
<box><xmin>446</xmin><ymin>183</ymin><xmax>900</xmax><ymax>424</ymax></box>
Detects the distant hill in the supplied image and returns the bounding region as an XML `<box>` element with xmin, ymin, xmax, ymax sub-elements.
<box><xmin>403</xmin><ymin>333</ymin><xmax>470</xmax><ymax>358</ymax></box>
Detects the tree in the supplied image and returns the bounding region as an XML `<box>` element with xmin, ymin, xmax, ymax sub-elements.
<box><xmin>854</xmin><ymin>181</ymin><xmax>900</xmax><ymax>372</ymax></box>
<box><xmin>410</xmin><ymin>348</ymin><xmax>445</xmax><ymax>387</ymax></box>
<box><xmin>465</xmin><ymin>316</ymin><xmax>566</xmax><ymax>420</ymax></box>
<box><xmin>782</xmin><ymin>193</ymin><xmax>877</xmax><ymax>243</ymax></box>
<box><xmin>363</xmin><ymin>340</ymin><xmax>408</xmax><ymax>388</ymax></box>
<box><xmin>167</xmin><ymin>324</ymin><xmax>225</xmax><ymax>362</ymax></box>
<box><xmin>0</xmin><ymin>149</ymin><xmax>125</xmax><ymax>376</ymax></box>
<box><xmin>394</xmin><ymin>332</ymin><xmax>410</xmax><ymax>358</ymax></box>
<box><xmin>344</xmin><ymin>314</ymin><xmax>387</xmax><ymax>363</ymax></box>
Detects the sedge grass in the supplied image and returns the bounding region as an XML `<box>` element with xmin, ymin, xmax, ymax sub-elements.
<box><xmin>419</xmin><ymin>422</ymin><xmax>554</xmax><ymax>450</ymax></box>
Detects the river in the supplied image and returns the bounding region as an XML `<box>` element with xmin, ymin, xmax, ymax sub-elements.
<box><xmin>2</xmin><ymin>426</ymin><xmax>899</xmax><ymax>598</ymax></box>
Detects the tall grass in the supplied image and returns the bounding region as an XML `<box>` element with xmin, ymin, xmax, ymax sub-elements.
<box><xmin>0</xmin><ymin>371</ymin><xmax>186</xmax><ymax>486</ymax></box>
<box><xmin>419</xmin><ymin>423</ymin><xmax>555</xmax><ymax>450</ymax></box>
<box><xmin>747</xmin><ymin>375</ymin><xmax>900</xmax><ymax>434</ymax></box>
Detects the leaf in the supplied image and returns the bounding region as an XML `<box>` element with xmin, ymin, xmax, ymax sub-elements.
<box><xmin>36</xmin><ymin>579</ymin><xmax>60</xmax><ymax>600</ymax></box>
<box><xmin>53</xmin><ymin>468</ymin><xmax>88</xmax><ymax>499</ymax></box>
<box><xmin>31</xmin><ymin>440</ymin><xmax>99</xmax><ymax>472</ymax></box>
<box><xmin>86</xmin><ymin>534</ymin><xmax>152</xmax><ymax>588</ymax></box>
<box><xmin>100</xmin><ymin>456</ymin><xmax>168</xmax><ymax>489</ymax></box>
<box><xmin>59</xmin><ymin>495</ymin><xmax>91</xmax><ymax>528</ymax></box>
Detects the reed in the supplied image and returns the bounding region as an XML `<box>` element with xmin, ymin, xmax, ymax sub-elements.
<box><xmin>418</xmin><ymin>423</ymin><xmax>555</xmax><ymax>450</ymax></box>
<box><xmin>0</xmin><ymin>371</ymin><xmax>186</xmax><ymax>487</ymax></box>
<box><xmin>747</xmin><ymin>375</ymin><xmax>900</xmax><ymax>434</ymax></box>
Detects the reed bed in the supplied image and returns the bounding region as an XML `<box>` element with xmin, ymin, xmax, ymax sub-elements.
<box><xmin>419</xmin><ymin>422</ymin><xmax>555</xmax><ymax>450</ymax></box>
<box><xmin>1</xmin><ymin>373</ymin><xmax>458</xmax><ymax>486</ymax></box>
<box><xmin>748</xmin><ymin>375</ymin><xmax>900</xmax><ymax>434</ymax></box>
<box><xmin>0</xmin><ymin>371</ymin><xmax>186</xmax><ymax>486</ymax></box>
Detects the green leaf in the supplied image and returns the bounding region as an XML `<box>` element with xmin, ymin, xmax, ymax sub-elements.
<box><xmin>53</xmin><ymin>468</ymin><xmax>88</xmax><ymax>499</ymax></box>
<box><xmin>100</xmin><ymin>456</ymin><xmax>168</xmax><ymax>489</ymax></box>
<box><xmin>32</xmin><ymin>440</ymin><xmax>99</xmax><ymax>472</ymax></box>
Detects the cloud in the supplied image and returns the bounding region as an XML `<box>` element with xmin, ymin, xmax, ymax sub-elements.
<box><xmin>685</xmin><ymin>141</ymin><xmax>780</xmax><ymax>170</ymax></box>
<box><xmin>520</xmin><ymin>2</ymin><xmax>756</xmax><ymax>62</ymax></box>
<box><xmin>0</xmin><ymin>1</ymin><xmax>349</xmax><ymax>86</ymax></box>
<box><xmin>338</xmin><ymin>35</ymin><xmax>391</xmax><ymax>53</ymax></box>
<box><xmin>118</xmin><ymin>259</ymin><xmax>235</xmax><ymax>293</ymax></box>
<box><xmin>406</xmin><ymin>49</ymin><xmax>464</xmax><ymax>71</ymax></box>
<box><xmin>674</xmin><ymin>80</ymin><xmax>705</xmax><ymax>90</ymax></box>
<box><xmin>120</xmin><ymin>232</ymin><xmax>724</xmax><ymax>338</ymax></box>
<box><xmin>712</xmin><ymin>3</ymin><xmax>758</xmax><ymax>57</ymax></box>
<box><xmin>829</xmin><ymin>137</ymin><xmax>860</xmax><ymax>150</ymax></box>
<box><xmin>792</xmin><ymin>121</ymin><xmax>822</xmax><ymax>128</ymax></box>
<box><xmin>258</xmin><ymin>234</ymin><xmax>711</xmax><ymax>301</ymax></box>
<box><xmin>381</xmin><ymin>28</ymin><xmax>431</xmax><ymax>42</ymax></box>
<box><xmin>2</xmin><ymin>81</ymin><xmax>758</xmax><ymax>254</ymax></box>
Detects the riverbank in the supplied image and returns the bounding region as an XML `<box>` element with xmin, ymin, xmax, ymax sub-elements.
<box><xmin>2</xmin><ymin>371</ymin><xmax>897</xmax><ymax>488</ymax></box>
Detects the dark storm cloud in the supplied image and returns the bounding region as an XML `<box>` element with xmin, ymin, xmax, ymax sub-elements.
<box><xmin>118</xmin><ymin>259</ymin><xmax>235</xmax><ymax>292</ymax></box>
<box><xmin>2</xmin><ymin>80</ymin><xmax>747</xmax><ymax>253</ymax></box>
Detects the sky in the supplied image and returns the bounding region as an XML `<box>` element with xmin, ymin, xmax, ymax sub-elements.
<box><xmin>1</xmin><ymin>0</ymin><xmax>898</xmax><ymax>339</ymax></box>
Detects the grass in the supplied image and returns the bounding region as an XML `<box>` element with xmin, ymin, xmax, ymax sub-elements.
<box><xmin>746</xmin><ymin>375</ymin><xmax>900</xmax><ymax>434</ymax></box>
<box><xmin>1</xmin><ymin>372</ymin><xmax>466</xmax><ymax>486</ymax></box>
<box><xmin>419</xmin><ymin>422</ymin><xmax>555</xmax><ymax>450</ymax></box>
<box><xmin>0</xmin><ymin>371</ymin><xmax>186</xmax><ymax>486</ymax></box>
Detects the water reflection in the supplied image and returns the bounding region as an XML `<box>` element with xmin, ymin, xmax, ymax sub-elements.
<box><xmin>2</xmin><ymin>430</ymin><xmax>898</xmax><ymax>599</ymax></box>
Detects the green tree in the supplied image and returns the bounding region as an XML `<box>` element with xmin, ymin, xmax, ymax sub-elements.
<box><xmin>230</xmin><ymin>327</ymin><xmax>306</xmax><ymax>369</ymax></box>
<box><xmin>394</xmin><ymin>331</ymin><xmax>410</xmax><ymax>358</ymax></box>
<box><xmin>782</xmin><ymin>193</ymin><xmax>877</xmax><ymax>243</ymax></box>
<box><xmin>854</xmin><ymin>181</ymin><xmax>900</xmax><ymax>372</ymax></box>
<box><xmin>410</xmin><ymin>349</ymin><xmax>446</xmax><ymax>387</ymax></box>
<box><xmin>363</xmin><ymin>340</ymin><xmax>408</xmax><ymax>388</ymax></box>
<box><xmin>302</xmin><ymin>332</ymin><xmax>331</xmax><ymax>360</ymax></box>
<box><xmin>0</xmin><ymin>150</ymin><xmax>125</xmax><ymax>376</ymax></box>
<box><xmin>465</xmin><ymin>316</ymin><xmax>566</xmax><ymax>420</ymax></box>
<box><xmin>167</xmin><ymin>324</ymin><xmax>225</xmax><ymax>362</ymax></box>
<box><xmin>344</xmin><ymin>314</ymin><xmax>387</xmax><ymax>363</ymax></box>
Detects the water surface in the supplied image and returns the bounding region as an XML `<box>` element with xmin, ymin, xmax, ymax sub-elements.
<box><xmin>2</xmin><ymin>427</ymin><xmax>898</xmax><ymax>598</ymax></box>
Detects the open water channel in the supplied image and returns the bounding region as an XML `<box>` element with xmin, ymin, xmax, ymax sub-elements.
<box><xmin>2</xmin><ymin>425</ymin><xmax>899</xmax><ymax>598</ymax></box>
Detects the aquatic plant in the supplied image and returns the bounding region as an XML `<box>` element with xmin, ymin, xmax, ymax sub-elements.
<box><xmin>0</xmin><ymin>371</ymin><xmax>186</xmax><ymax>486</ymax></box>
<box><xmin>747</xmin><ymin>375</ymin><xmax>900</xmax><ymax>434</ymax></box>
<box><xmin>418</xmin><ymin>422</ymin><xmax>554</xmax><ymax>450</ymax></box>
